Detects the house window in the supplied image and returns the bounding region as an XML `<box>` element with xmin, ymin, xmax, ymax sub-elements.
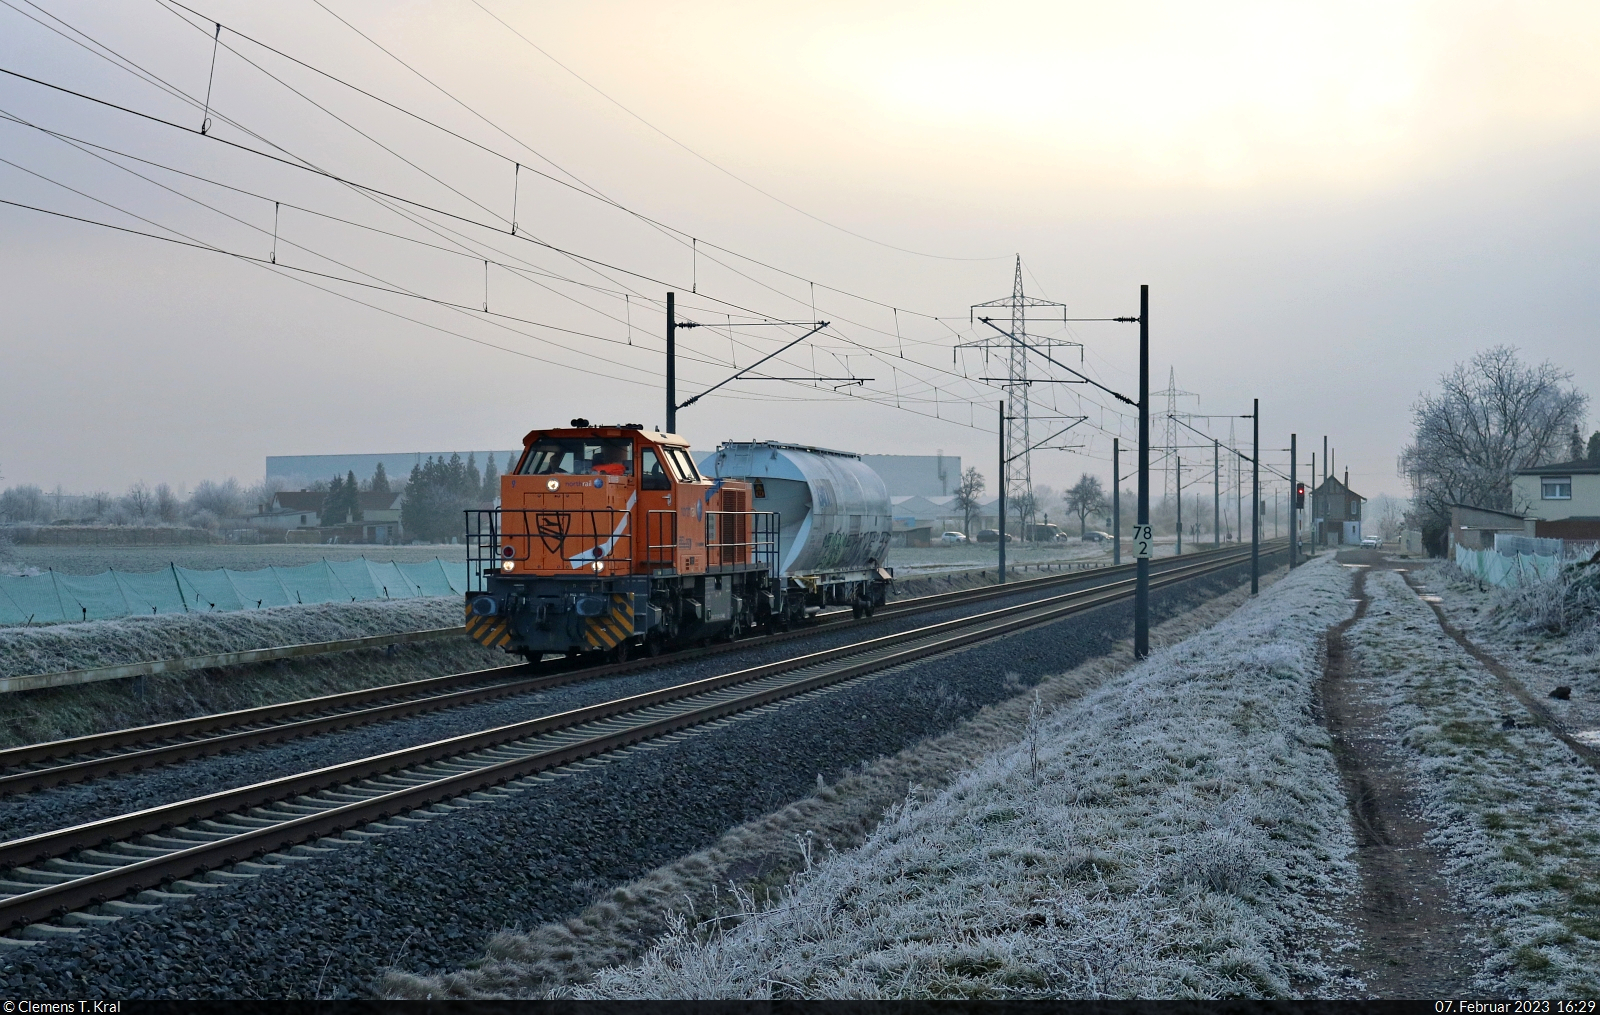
<box><xmin>1542</xmin><ymin>477</ymin><xmax>1573</xmax><ymax>500</ymax></box>
<box><xmin>300</xmin><ymin>514</ymin><xmax>308</xmax><ymax>524</ymax></box>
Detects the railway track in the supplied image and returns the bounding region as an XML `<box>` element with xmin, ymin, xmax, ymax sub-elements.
<box><xmin>0</xmin><ymin>543</ymin><xmax>1282</xmax><ymax>940</ymax></box>
<box><xmin>0</xmin><ymin>547</ymin><xmax>1262</xmax><ymax>797</ymax></box>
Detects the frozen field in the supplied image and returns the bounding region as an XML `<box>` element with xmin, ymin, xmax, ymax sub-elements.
<box><xmin>7</xmin><ymin>542</ymin><xmax>469</xmax><ymax>576</ymax></box>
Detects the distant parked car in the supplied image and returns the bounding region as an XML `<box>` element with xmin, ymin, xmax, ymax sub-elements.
<box><xmin>1361</xmin><ymin>535</ymin><xmax>1382</xmax><ymax>548</ymax></box>
<box><xmin>940</xmin><ymin>531</ymin><xmax>968</xmax><ymax>545</ymax></box>
<box><xmin>1081</xmin><ymin>530</ymin><xmax>1113</xmax><ymax>543</ymax></box>
<box><xmin>975</xmin><ymin>528</ymin><xmax>1015</xmax><ymax>544</ymax></box>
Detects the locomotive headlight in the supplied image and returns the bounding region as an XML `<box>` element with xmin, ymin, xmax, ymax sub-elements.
<box><xmin>592</xmin><ymin>560</ymin><xmax>604</xmax><ymax>572</ymax></box>
<box><xmin>502</xmin><ymin>560</ymin><xmax>515</xmax><ymax>572</ymax></box>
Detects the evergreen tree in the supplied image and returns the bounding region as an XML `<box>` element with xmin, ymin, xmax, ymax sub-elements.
<box><xmin>447</xmin><ymin>453</ymin><xmax>467</xmax><ymax>498</ymax></box>
<box><xmin>1590</xmin><ymin>431</ymin><xmax>1600</xmax><ymax>464</ymax></box>
<box><xmin>1571</xmin><ymin>424</ymin><xmax>1586</xmax><ymax>461</ymax></box>
<box><xmin>481</xmin><ymin>453</ymin><xmax>499</xmax><ymax>500</ymax></box>
<box><xmin>466</xmin><ymin>452</ymin><xmax>481</xmax><ymax>496</ymax></box>
<box><xmin>322</xmin><ymin>474</ymin><xmax>348</xmax><ymax>526</ymax></box>
<box><xmin>346</xmin><ymin>470</ymin><xmax>364</xmax><ymax>522</ymax></box>
<box><xmin>370</xmin><ymin>462</ymin><xmax>390</xmax><ymax>495</ymax></box>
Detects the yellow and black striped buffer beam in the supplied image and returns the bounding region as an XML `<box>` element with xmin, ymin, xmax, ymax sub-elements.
<box><xmin>465</xmin><ymin>603</ymin><xmax>512</xmax><ymax>650</ymax></box>
<box><xmin>584</xmin><ymin>593</ymin><xmax>635</xmax><ymax>651</ymax></box>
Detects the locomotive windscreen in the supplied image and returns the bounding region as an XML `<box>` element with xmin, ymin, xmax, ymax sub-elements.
<box><xmin>518</xmin><ymin>437</ymin><xmax>634</xmax><ymax>476</ymax></box>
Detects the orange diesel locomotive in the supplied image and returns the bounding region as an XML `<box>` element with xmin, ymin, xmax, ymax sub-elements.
<box><xmin>463</xmin><ymin>421</ymin><xmax>782</xmax><ymax>661</ymax></box>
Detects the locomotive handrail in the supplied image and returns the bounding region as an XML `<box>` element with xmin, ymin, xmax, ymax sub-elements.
<box><xmin>466</xmin><ymin>508</ymin><xmax>636</xmax><ymax>590</ymax></box>
<box><xmin>706</xmin><ymin>509</ymin><xmax>780</xmax><ymax>575</ymax></box>
<box><xmin>645</xmin><ymin>509</ymin><xmax>677</xmax><ymax>568</ymax></box>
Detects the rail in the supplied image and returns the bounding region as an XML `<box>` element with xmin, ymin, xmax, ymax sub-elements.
<box><xmin>0</xmin><ymin>543</ymin><xmax>1281</xmax><ymax>933</ymax></box>
<box><xmin>0</xmin><ymin>540</ymin><xmax>1288</xmax><ymax>792</ymax></box>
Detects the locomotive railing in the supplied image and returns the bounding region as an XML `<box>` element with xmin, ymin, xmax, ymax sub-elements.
<box><xmin>707</xmin><ymin>510</ymin><xmax>780</xmax><ymax>575</ymax></box>
<box><xmin>645</xmin><ymin>510</ymin><xmax>677</xmax><ymax>569</ymax></box>
<box><xmin>466</xmin><ymin>507</ymin><xmax>780</xmax><ymax>589</ymax></box>
<box><xmin>465</xmin><ymin>508</ymin><xmax>633</xmax><ymax>592</ymax></box>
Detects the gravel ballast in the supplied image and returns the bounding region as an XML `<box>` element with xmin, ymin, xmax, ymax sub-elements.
<box><xmin>1</xmin><ymin>553</ymin><xmax>1279</xmax><ymax>998</ymax></box>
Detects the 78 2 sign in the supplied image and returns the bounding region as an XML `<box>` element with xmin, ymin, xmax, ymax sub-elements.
<box><xmin>1132</xmin><ymin>524</ymin><xmax>1153</xmax><ymax>559</ymax></box>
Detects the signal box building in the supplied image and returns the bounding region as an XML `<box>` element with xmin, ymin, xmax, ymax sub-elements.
<box><xmin>1311</xmin><ymin>472</ymin><xmax>1365</xmax><ymax>546</ymax></box>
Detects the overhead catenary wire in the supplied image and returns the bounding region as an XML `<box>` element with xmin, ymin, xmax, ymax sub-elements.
<box><xmin>0</xmin><ymin>4</ymin><xmax>1124</xmax><ymax>434</ymax></box>
<box><xmin>162</xmin><ymin>0</ymin><xmax>993</xmax><ymax>323</ymax></box>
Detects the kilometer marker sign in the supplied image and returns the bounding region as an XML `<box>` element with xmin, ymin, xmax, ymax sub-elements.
<box><xmin>1132</xmin><ymin>524</ymin><xmax>1153</xmax><ymax>559</ymax></box>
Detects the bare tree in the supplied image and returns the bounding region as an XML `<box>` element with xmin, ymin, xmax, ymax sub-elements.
<box><xmin>0</xmin><ymin>485</ymin><xmax>47</xmax><ymax>523</ymax></box>
<box><xmin>189</xmin><ymin>479</ymin><xmax>245</xmax><ymax>520</ymax></box>
<box><xmin>123</xmin><ymin>482</ymin><xmax>152</xmax><ymax>522</ymax></box>
<box><xmin>1065</xmin><ymin>473</ymin><xmax>1107</xmax><ymax>536</ymax></box>
<box><xmin>154</xmin><ymin>483</ymin><xmax>179</xmax><ymax>523</ymax></box>
<box><xmin>1400</xmin><ymin>345</ymin><xmax>1588</xmax><ymax>533</ymax></box>
<box><xmin>1371</xmin><ymin>493</ymin><xmax>1408</xmax><ymax>540</ymax></box>
<box><xmin>952</xmin><ymin>466</ymin><xmax>985</xmax><ymax>537</ymax></box>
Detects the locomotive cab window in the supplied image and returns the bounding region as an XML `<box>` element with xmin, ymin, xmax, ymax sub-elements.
<box><xmin>519</xmin><ymin>438</ymin><xmax>634</xmax><ymax>476</ymax></box>
<box><xmin>663</xmin><ymin>447</ymin><xmax>701</xmax><ymax>482</ymax></box>
<box><xmin>640</xmin><ymin>448</ymin><xmax>671</xmax><ymax>490</ymax></box>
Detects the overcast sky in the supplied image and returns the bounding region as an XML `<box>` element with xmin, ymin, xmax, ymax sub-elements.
<box><xmin>3</xmin><ymin>0</ymin><xmax>1598</xmax><ymax>503</ymax></box>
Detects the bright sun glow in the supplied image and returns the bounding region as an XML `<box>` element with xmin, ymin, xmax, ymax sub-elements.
<box><xmin>794</xmin><ymin>1</ymin><xmax>1600</xmax><ymax>189</ymax></box>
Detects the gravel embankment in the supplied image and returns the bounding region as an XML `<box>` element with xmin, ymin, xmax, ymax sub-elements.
<box><xmin>1</xmin><ymin>554</ymin><xmax>1277</xmax><ymax>999</ymax></box>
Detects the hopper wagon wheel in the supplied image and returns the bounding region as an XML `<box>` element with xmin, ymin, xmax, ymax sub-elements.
<box><xmin>852</xmin><ymin>601</ymin><xmax>865</xmax><ymax>620</ymax></box>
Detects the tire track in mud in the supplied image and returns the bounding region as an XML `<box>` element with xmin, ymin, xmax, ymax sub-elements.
<box><xmin>1319</xmin><ymin>558</ymin><xmax>1477</xmax><ymax>997</ymax></box>
<box><xmin>1396</xmin><ymin>567</ymin><xmax>1600</xmax><ymax>772</ymax></box>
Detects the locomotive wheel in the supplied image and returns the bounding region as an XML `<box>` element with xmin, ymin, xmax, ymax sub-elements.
<box><xmin>609</xmin><ymin>641</ymin><xmax>631</xmax><ymax>664</ymax></box>
<box><xmin>645</xmin><ymin>632</ymin><xmax>666</xmax><ymax>657</ymax></box>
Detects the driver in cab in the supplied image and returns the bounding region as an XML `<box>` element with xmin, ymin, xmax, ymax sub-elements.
<box><xmin>591</xmin><ymin>442</ymin><xmax>631</xmax><ymax>477</ymax></box>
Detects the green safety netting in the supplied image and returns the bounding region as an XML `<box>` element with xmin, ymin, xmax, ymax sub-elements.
<box><xmin>1453</xmin><ymin>545</ymin><xmax>1559</xmax><ymax>589</ymax></box>
<box><xmin>0</xmin><ymin>558</ymin><xmax>467</xmax><ymax>625</ymax></box>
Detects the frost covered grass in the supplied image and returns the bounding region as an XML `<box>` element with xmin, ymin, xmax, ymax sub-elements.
<box><xmin>1488</xmin><ymin>565</ymin><xmax>1600</xmax><ymax>653</ymax></box>
<box><xmin>0</xmin><ymin>596</ymin><xmax>464</xmax><ymax>681</ymax></box>
<box><xmin>8</xmin><ymin>543</ymin><xmax>469</xmax><ymax>577</ymax></box>
<box><xmin>1419</xmin><ymin>562</ymin><xmax>1600</xmax><ymax>756</ymax></box>
<box><xmin>0</xmin><ymin>597</ymin><xmax>498</xmax><ymax>748</ymax></box>
<box><xmin>1349</xmin><ymin>571</ymin><xmax>1600</xmax><ymax>996</ymax></box>
<box><xmin>554</xmin><ymin>559</ymin><xmax>1357</xmax><ymax>1000</ymax></box>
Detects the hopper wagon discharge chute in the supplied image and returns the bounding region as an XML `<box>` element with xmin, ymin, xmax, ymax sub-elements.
<box><xmin>462</xmin><ymin>424</ymin><xmax>893</xmax><ymax>663</ymax></box>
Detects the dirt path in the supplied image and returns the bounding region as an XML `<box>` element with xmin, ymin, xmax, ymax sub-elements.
<box><xmin>1320</xmin><ymin>552</ymin><xmax>1478</xmax><ymax>996</ymax></box>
